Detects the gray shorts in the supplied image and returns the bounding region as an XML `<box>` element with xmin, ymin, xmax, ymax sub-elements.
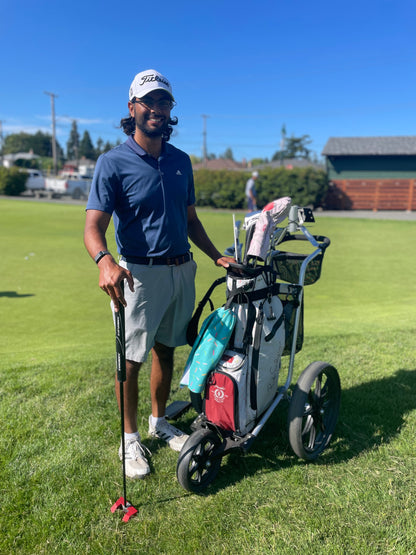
<box><xmin>117</xmin><ymin>259</ymin><xmax>197</xmax><ymax>363</ymax></box>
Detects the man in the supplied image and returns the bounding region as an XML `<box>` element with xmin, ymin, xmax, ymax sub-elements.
<box><xmin>84</xmin><ymin>69</ymin><xmax>233</xmax><ymax>479</ymax></box>
<box><xmin>245</xmin><ymin>171</ymin><xmax>258</xmax><ymax>212</ymax></box>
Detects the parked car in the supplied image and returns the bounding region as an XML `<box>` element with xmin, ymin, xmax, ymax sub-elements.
<box><xmin>45</xmin><ymin>172</ymin><xmax>92</xmax><ymax>199</ymax></box>
<box><xmin>22</xmin><ymin>169</ymin><xmax>46</xmax><ymax>193</ymax></box>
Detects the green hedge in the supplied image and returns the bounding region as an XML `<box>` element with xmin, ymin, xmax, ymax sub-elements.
<box><xmin>0</xmin><ymin>167</ymin><xmax>27</xmax><ymax>196</ymax></box>
<box><xmin>193</xmin><ymin>167</ymin><xmax>328</xmax><ymax>209</ymax></box>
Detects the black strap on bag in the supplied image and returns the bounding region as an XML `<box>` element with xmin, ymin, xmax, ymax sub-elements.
<box><xmin>187</xmin><ymin>275</ymin><xmax>261</xmax><ymax>347</ymax></box>
<box><xmin>186</xmin><ymin>276</ymin><xmax>226</xmax><ymax>346</ymax></box>
<box><xmin>249</xmin><ymin>301</ymin><xmax>265</xmax><ymax>411</ymax></box>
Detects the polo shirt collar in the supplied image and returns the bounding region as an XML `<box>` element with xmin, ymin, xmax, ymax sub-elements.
<box><xmin>126</xmin><ymin>135</ymin><xmax>168</xmax><ymax>158</ymax></box>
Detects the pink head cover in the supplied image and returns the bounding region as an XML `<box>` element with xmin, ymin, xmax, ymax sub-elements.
<box><xmin>247</xmin><ymin>197</ymin><xmax>291</xmax><ymax>260</ymax></box>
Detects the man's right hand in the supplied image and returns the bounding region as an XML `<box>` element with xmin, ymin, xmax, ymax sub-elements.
<box><xmin>97</xmin><ymin>255</ymin><xmax>134</xmax><ymax>310</ymax></box>
<box><xmin>84</xmin><ymin>209</ymin><xmax>134</xmax><ymax>310</ymax></box>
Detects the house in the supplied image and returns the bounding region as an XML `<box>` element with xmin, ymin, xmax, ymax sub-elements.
<box><xmin>322</xmin><ymin>136</ymin><xmax>416</xmax><ymax>210</ymax></box>
<box><xmin>192</xmin><ymin>158</ymin><xmax>245</xmax><ymax>171</ymax></box>
<box><xmin>2</xmin><ymin>151</ymin><xmax>41</xmax><ymax>168</ymax></box>
<box><xmin>62</xmin><ymin>158</ymin><xmax>95</xmax><ymax>178</ymax></box>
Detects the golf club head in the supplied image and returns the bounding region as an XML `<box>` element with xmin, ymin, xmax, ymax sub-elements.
<box><xmin>243</xmin><ymin>210</ymin><xmax>261</xmax><ymax>230</ymax></box>
<box><xmin>111</xmin><ymin>497</ymin><xmax>138</xmax><ymax>522</ymax></box>
<box><xmin>224</xmin><ymin>244</ymin><xmax>243</xmax><ymax>259</ymax></box>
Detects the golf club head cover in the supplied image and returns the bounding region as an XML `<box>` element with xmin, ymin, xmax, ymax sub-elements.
<box><xmin>247</xmin><ymin>197</ymin><xmax>291</xmax><ymax>260</ymax></box>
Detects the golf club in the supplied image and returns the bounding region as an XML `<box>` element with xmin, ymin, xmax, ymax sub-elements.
<box><xmin>110</xmin><ymin>281</ymin><xmax>138</xmax><ymax>522</ymax></box>
<box><xmin>233</xmin><ymin>214</ymin><xmax>240</xmax><ymax>263</ymax></box>
<box><xmin>224</xmin><ymin>217</ymin><xmax>242</xmax><ymax>260</ymax></box>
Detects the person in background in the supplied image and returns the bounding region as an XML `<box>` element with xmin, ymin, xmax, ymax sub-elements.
<box><xmin>84</xmin><ymin>69</ymin><xmax>234</xmax><ymax>479</ymax></box>
<box><xmin>245</xmin><ymin>171</ymin><xmax>258</xmax><ymax>212</ymax></box>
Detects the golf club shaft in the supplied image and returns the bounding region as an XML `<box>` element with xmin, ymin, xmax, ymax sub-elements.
<box><xmin>233</xmin><ymin>214</ymin><xmax>239</xmax><ymax>263</ymax></box>
<box><xmin>115</xmin><ymin>283</ymin><xmax>127</xmax><ymax>505</ymax></box>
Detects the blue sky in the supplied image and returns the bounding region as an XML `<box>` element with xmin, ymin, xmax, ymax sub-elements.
<box><xmin>1</xmin><ymin>0</ymin><xmax>415</xmax><ymax>162</ymax></box>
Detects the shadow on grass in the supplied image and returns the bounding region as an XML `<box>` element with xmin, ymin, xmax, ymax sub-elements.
<box><xmin>173</xmin><ymin>367</ymin><xmax>416</xmax><ymax>495</ymax></box>
<box><xmin>0</xmin><ymin>291</ymin><xmax>34</xmax><ymax>298</ymax></box>
<box><xmin>327</xmin><ymin>366</ymin><xmax>416</xmax><ymax>461</ymax></box>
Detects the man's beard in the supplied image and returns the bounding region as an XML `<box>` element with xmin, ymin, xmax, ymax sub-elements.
<box><xmin>136</xmin><ymin>118</ymin><xmax>169</xmax><ymax>138</ymax></box>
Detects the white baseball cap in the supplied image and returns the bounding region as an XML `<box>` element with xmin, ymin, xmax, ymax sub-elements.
<box><xmin>252</xmin><ymin>171</ymin><xmax>259</xmax><ymax>177</ymax></box>
<box><xmin>129</xmin><ymin>69</ymin><xmax>174</xmax><ymax>101</ymax></box>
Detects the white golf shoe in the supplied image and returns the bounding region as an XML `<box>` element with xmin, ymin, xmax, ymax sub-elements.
<box><xmin>119</xmin><ymin>438</ymin><xmax>151</xmax><ymax>479</ymax></box>
<box><xmin>148</xmin><ymin>416</ymin><xmax>189</xmax><ymax>452</ymax></box>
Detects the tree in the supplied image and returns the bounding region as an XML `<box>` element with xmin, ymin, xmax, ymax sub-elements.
<box><xmin>95</xmin><ymin>137</ymin><xmax>104</xmax><ymax>158</ymax></box>
<box><xmin>102</xmin><ymin>141</ymin><xmax>113</xmax><ymax>154</ymax></box>
<box><xmin>189</xmin><ymin>154</ymin><xmax>202</xmax><ymax>165</ymax></box>
<box><xmin>221</xmin><ymin>147</ymin><xmax>234</xmax><ymax>160</ymax></box>
<box><xmin>286</xmin><ymin>135</ymin><xmax>312</xmax><ymax>159</ymax></box>
<box><xmin>250</xmin><ymin>157</ymin><xmax>269</xmax><ymax>166</ymax></box>
<box><xmin>193</xmin><ymin>167</ymin><xmax>328</xmax><ymax>209</ymax></box>
<box><xmin>79</xmin><ymin>130</ymin><xmax>95</xmax><ymax>160</ymax></box>
<box><xmin>272</xmin><ymin>134</ymin><xmax>313</xmax><ymax>161</ymax></box>
<box><xmin>0</xmin><ymin>167</ymin><xmax>27</xmax><ymax>195</ymax></box>
<box><xmin>3</xmin><ymin>131</ymin><xmax>63</xmax><ymax>158</ymax></box>
<box><xmin>67</xmin><ymin>120</ymin><xmax>80</xmax><ymax>160</ymax></box>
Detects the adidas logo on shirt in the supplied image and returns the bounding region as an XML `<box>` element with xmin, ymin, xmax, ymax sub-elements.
<box><xmin>176</xmin><ymin>170</ymin><xmax>182</xmax><ymax>175</ymax></box>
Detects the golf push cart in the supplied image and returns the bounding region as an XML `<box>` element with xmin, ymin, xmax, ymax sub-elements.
<box><xmin>175</xmin><ymin>198</ymin><xmax>341</xmax><ymax>493</ymax></box>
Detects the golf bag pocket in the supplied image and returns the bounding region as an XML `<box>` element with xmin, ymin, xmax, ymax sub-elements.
<box><xmin>205</xmin><ymin>371</ymin><xmax>237</xmax><ymax>432</ymax></box>
<box><xmin>250</xmin><ymin>294</ymin><xmax>285</xmax><ymax>415</ymax></box>
<box><xmin>278</xmin><ymin>284</ymin><xmax>304</xmax><ymax>355</ymax></box>
<box><xmin>205</xmin><ymin>350</ymin><xmax>257</xmax><ymax>434</ymax></box>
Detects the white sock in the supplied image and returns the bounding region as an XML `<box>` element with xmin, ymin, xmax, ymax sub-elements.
<box><xmin>150</xmin><ymin>415</ymin><xmax>165</xmax><ymax>428</ymax></box>
<box><xmin>124</xmin><ymin>431</ymin><xmax>140</xmax><ymax>441</ymax></box>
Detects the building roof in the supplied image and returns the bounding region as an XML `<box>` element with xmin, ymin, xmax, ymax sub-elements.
<box><xmin>192</xmin><ymin>158</ymin><xmax>245</xmax><ymax>171</ymax></box>
<box><xmin>3</xmin><ymin>152</ymin><xmax>41</xmax><ymax>161</ymax></box>
<box><xmin>322</xmin><ymin>136</ymin><xmax>416</xmax><ymax>156</ymax></box>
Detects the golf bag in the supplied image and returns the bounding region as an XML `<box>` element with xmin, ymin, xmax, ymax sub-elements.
<box><xmin>202</xmin><ymin>268</ymin><xmax>286</xmax><ymax>435</ymax></box>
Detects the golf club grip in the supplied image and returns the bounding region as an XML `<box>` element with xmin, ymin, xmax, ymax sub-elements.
<box><xmin>115</xmin><ymin>283</ymin><xmax>126</xmax><ymax>383</ymax></box>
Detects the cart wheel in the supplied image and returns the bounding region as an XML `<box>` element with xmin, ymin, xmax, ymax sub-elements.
<box><xmin>288</xmin><ymin>361</ymin><xmax>340</xmax><ymax>460</ymax></box>
<box><xmin>176</xmin><ymin>428</ymin><xmax>223</xmax><ymax>493</ymax></box>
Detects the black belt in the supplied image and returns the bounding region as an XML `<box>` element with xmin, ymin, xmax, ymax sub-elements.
<box><xmin>123</xmin><ymin>252</ymin><xmax>192</xmax><ymax>266</ymax></box>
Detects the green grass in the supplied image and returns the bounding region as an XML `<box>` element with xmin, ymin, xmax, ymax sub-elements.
<box><xmin>1</xmin><ymin>198</ymin><xmax>416</xmax><ymax>554</ymax></box>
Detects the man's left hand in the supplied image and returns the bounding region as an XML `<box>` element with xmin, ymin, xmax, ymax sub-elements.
<box><xmin>215</xmin><ymin>256</ymin><xmax>236</xmax><ymax>268</ymax></box>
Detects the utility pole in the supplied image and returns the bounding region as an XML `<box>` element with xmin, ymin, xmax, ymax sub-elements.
<box><xmin>280</xmin><ymin>123</ymin><xmax>286</xmax><ymax>166</ymax></box>
<box><xmin>201</xmin><ymin>114</ymin><xmax>209</xmax><ymax>166</ymax></box>
<box><xmin>0</xmin><ymin>120</ymin><xmax>4</xmax><ymax>166</ymax></box>
<box><xmin>44</xmin><ymin>91</ymin><xmax>58</xmax><ymax>175</ymax></box>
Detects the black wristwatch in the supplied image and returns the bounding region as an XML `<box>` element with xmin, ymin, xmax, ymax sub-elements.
<box><xmin>94</xmin><ymin>250</ymin><xmax>111</xmax><ymax>264</ymax></box>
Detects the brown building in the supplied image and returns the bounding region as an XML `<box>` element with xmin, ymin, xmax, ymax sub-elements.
<box><xmin>322</xmin><ymin>136</ymin><xmax>416</xmax><ymax>211</ymax></box>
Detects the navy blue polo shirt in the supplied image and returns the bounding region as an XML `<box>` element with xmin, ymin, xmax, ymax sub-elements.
<box><xmin>87</xmin><ymin>136</ymin><xmax>196</xmax><ymax>258</ymax></box>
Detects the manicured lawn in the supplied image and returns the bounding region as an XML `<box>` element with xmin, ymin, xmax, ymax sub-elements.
<box><xmin>1</xmin><ymin>198</ymin><xmax>415</xmax><ymax>554</ymax></box>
